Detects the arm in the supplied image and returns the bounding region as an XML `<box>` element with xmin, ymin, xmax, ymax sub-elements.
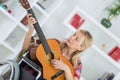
<box><xmin>51</xmin><ymin>59</ymin><xmax>79</xmax><ymax>80</ymax></box>
<box><xmin>22</xmin><ymin>27</ymin><xmax>34</xmax><ymax>51</ymax></box>
<box><xmin>64</xmin><ymin>66</ymin><xmax>74</xmax><ymax>80</ymax></box>
<box><xmin>22</xmin><ymin>14</ymin><xmax>36</xmax><ymax>51</ymax></box>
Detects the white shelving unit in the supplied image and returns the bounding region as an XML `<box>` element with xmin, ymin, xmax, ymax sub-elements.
<box><xmin>81</xmin><ymin>45</ymin><xmax>120</xmax><ymax>80</ymax></box>
<box><xmin>93</xmin><ymin>0</ymin><xmax>120</xmax><ymax>40</ymax></box>
<box><xmin>0</xmin><ymin>0</ymin><xmax>120</xmax><ymax>80</ymax></box>
<box><xmin>0</xmin><ymin>0</ymin><xmax>64</xmax><ymax>60</ymax></box>
<box><xmin>64</xmin><ymin>7</ymin><xmax>120</xmax><ymax>51</ymax></box>
<box><xmin>64</xmin><ymin>6</ymin><xmax>120</xmax><ymax>79</ymax></box>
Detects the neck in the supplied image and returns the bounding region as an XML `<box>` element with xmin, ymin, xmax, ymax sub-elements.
<box><xmin>61</xmin><ymin>47</ymin><xmax>75</xmax><ymax>60</ymax></box>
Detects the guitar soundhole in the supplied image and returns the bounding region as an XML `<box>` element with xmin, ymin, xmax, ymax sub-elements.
<box><xmin>49</xmin><ymin>52</ymin><xmax>54</xmax><ymax>59</ymax></box>
<box><xmin>46</xmin><ymin>52</ymin><xmax>54</xmax><ymax>65</ymax></box>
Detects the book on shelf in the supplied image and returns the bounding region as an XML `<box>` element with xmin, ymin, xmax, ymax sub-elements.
<box><xmin>98</xmin><ymin>72</ymin><xmax>115</xmax><ymax>80</ymax></box>
<box><xmin>108</xmin><ymin>46</ymin><xmax>120</xmax><ymax>62</ymax></box>
<box><xmin>108</xmin><ymin>46</ymin><xmax>119</xmax><ymax>56</ymax></box>
<box><xmin>70</xmin><ymin>13</ymin><xmax>85</xmax><ymax>29</ymax></box>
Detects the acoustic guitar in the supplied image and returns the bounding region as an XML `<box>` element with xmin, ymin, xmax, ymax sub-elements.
<box><xmin>19</xmin><ymin>0</ymin><xmax>74</xmax><ymax>80</ymax></box>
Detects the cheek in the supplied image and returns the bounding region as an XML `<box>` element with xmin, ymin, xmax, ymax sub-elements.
<box><xmin>67</xmin><ymin>41</ymin><xmax>79</xmax><ymax>48</ymax></box>
<box><xmin>66</xmin><ymin>41</ymin><xmax>72</xmax><ymax>47</ymax></box>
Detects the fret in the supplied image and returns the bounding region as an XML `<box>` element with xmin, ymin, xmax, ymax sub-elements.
<box><xmin>27</xmin><ymin>8</ymin><xmax>51</xmax><ymax>54</ymax></box>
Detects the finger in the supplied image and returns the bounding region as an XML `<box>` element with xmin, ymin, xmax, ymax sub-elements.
<box><xmin>30</xmin><ymin>18</ymin><xmax>35</xmax><ymax>22</ymax></box>
<box><xmin>27</xmin><ymin>14</ymin><xmax>32</xmax><ymax>18</ymax></box>
<box><xmin>51</xmin><ymin>59</ymin><xmax>57</xmax><ymax>62</ymax></box>
<box><xmin>30</xmin><ymin>21</ymin><xmax>36</xmax><ymax>24</ymax></box>
<box><xmin>51</xmin><ymin>60</ymin><xmax>57</xmax><ymax>64</ymax></box>
<box><xmin>53</xmin><ymin>66</ymin><xmax>60</xmax><ymax>69</ymax></box>
<box><xmin>51</xmin><ymin>60</ymin><xmax>59</xmax><ymax>65</ymax></box>
<box><xmin>52</xmin><ymin>63</ymin><xmax>60</xmax><ymax>68</ymax></box>
<box><xmin>28</xmin><ymin>17</ymin><xmax>36</xmax><ymax>23</ymax></box>
<box><xmin>29</xmin><ymin>17</ymin><xmax>34</xmax><ymax>20</ymax></box>
<box><xmin>60</xmin><ymin>57</ymin><xmax>62</xmax><ymax>61</ymax></box>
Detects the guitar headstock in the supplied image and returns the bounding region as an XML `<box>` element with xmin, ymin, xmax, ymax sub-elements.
<box><xmin>19</xmin><ymin>0</ymin><xmax>30</xmax><ymax>10</ymax></box>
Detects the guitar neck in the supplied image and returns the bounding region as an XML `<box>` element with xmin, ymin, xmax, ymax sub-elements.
<box><xmin>27</xmin><ymin>8</ymin><xmax>51</xmax><ymax>54</ymax></box>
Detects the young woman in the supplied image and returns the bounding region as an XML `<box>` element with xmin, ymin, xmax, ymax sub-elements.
<box><xmin>22</xmin><ymin>14</ymin><xmax>93</xmax><ymax>80</ymax></box>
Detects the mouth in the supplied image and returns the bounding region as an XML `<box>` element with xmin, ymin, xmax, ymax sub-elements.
<box><xmin>67</xmin><ymin>38</ymin><xmax>70</xmax><ymax>42</ymax></box>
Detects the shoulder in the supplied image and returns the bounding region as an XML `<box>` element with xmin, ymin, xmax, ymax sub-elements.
<box><xmin>76</xmin><ymin>58</ymin><xmax>82</xmax><ymax>70</ymax></box>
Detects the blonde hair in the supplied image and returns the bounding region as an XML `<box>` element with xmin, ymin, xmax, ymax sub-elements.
<box><xmin>60</xmin><ymin>29</ymin><xmax>93</xmax><ymax>69</ymax></box>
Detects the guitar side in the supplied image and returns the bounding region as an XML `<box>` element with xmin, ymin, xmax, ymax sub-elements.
<box><xmin>36</xmin><ymin>39</ymin><xmax>74</xmax><ymax>80</ymax></box>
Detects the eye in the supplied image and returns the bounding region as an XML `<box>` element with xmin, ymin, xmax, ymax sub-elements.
<box><xmin>76</xmin><ymin>37</ymin><xmax>79</xmax><ymax>41</ymax></box>
<box><xmin>73</xmin><ymin>34</ymin><xmax>75</xmax><ymax>36</ymax></box>
<box><xmin>74</xmin><ymin>33</ymin><xmax>77</xmax><ymax>36</ymax></box>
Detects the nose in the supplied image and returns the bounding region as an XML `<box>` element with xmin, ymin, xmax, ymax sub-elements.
<box><xmin>70</xmin><ymin>35</ymin><xmax>75</xmax><ymax>40</ymax></box>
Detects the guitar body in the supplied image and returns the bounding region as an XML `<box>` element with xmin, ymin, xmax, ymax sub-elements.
<box><xmin>29</xmin><ymin>44</ymin><xmax>40</xmax><ymax>65</ymax></box>
<box><xmin>36</xmin><ymin>39</ymin><xmax>74</xmax><ymax>80</ymax></box>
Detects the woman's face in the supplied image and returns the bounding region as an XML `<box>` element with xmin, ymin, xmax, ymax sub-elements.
<box><xmin>66</xmin><ymin>31</ymin><xmax>84</xmax><ymax>51</ymax></box>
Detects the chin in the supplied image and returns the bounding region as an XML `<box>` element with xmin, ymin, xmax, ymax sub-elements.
<box><xmin>66</xmin><ymin>42</ymin><xmax>71</xmax><ymax>48</ymax></box>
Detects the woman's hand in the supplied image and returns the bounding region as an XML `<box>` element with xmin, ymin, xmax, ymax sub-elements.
<box><xmin>27</xmin><ymin>14</ymin><xmax>36</xmax><ymax>29</ymax></box>
<box><xmin>51</xmin><ymin>59</ymin><xmax>69</xmax><ymax>71</ymax></box>
<box><xmin>51</xmin><ymin>59</ymin><xmax>75</xmax><ymax>80</ymax></box>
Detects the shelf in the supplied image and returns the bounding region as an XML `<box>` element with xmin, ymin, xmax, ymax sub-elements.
<box><xmin>64</xmin><ymin>6</ymin><xmax>120</xmax><ymax>53</ymax></box>
<box><xmin>32</xmin><ymin>5</ymin><xmax>47</xmax><ymax>25</ymax></box>
<box><xmin>109</xmin><ymin>17</ymin><xmax>120</xmax><ymax>39</ymax></box>
<box><xmin>64</xmin><ymin>7</ymin><xmax>120</xmax><ymax>80</ymax></box>
<box><xmin>0</xmin><ymin>5</ymin><xmax>16</xmax><ymax>21</ymax></box>
<box><xmin>80</xmin><ymin>18</ymin><xmax>120</xmax><ymax>53</ymax></box>
<box><xmin>63</xmin><ymin>7</ymin><xmax>79</xmax><ymax>32</ymax></box>
<box><xmin>29</xmin><ymin>0</ymin><xmax>38</xmax><ymax>7</ymax></box>
<box><xmin>0</xmin><ymin>11</ymin><xmax>17</xmax><ymax>41</ymax></box>
<box><xmin>36</xmin><ymin>0</ymin><xmax>64</xmax><ymax>26</ymax></box>
<box><xmin>4</xmin><ymin>25</ymin><xmax>26</xmax><ymax>53</ymax></box>
<box><xmin>113</xmin><ymin>72</ymin><xmax>120</xmax><ymax>80</ymax></box>
<box><xmin>37</xmin><ymin>0</ymin><xmax>64</xmax><ymax>14</ymax></box>
<box><xmin>81</xmin><ymin>45</ymin><xmax>120</xmax><ymax>80</ymax></box>
<box><xmin>0</xmin><ymin>44</ymin><xmax>14</xmax><ymax>60</ymax></box>
<box><xmin>3</xmin><ymin>0</ymin><xmax>38</xmax><ymax>22</ymax></box>
<box><xmin>97</xmin><ymin>13</ymin><xmax>120</xmax><ymax>41</ymax></box>
<box><xmin>35</xmin><ymin>2</ymin><xmax>48</xmax><ymax>16</ymax></box>
<box><xmin>76</xmin><ymin>6</ymin><xmax>120</xmax><ymax>45</ymax></box>
<box><xmin>4</xmin><ymin>0</ymin><xmax>26</xmax><ymax>21</ymax></box>
<box><xmin>92</xmin><ymin>45</ymin><xmax>120</xmax><ymax>69</ymax></box>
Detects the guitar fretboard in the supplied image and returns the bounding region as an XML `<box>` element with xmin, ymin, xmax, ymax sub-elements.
<box><xmin>27</xmin><ymin>8</ymin><xmax>51</xmax><ymax>54</ymax></box>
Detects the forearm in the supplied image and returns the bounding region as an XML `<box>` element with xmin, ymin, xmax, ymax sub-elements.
<box><xmin>22</xmin><ymin>14</ymin><xmax>37</xmax><ymax>51</ymax></box>
<box><xmin>64</xmin><ymin>67</ymin><xmax>74</xmax><ymax>80</ymax></box>
<box><xmin>64</xmin><ymin>68</ymin><xmax>79</xmax><ymax>80</ymax></box>
<box><xmin>22</xmin><ymin>27</ymin><xmax>34</xmax><ymax>51</ymax></box>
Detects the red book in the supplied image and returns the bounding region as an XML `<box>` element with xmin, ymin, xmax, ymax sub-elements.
<box><xmin>110</xmin><ymin>49</ymin><xmax>120</xmax><ymax>61</ymax></box>
<box><xmin>77</xmin><ymin>19</ymin><xmax>85</xmax><ymax>28</ymax></box>
<box><xmin>115</xmin><ymin>49</ymin><xmax>120</xmax><ymax>61</ymax></box>
<box><xmin>70</xmin><ymin>13</ymin><xmax>85</xmax><ymax>29</ymax></box>
<box><xmin>116</xmin><ymin>54</ymin><xmax>120</xmax><ymax>61</ymax></box>
<box><xmin>73</xmin><ymin>13</ymin><xmax>81</xmax><ymax>21</ymax></box>
<box><xmin>108</xmin><ymin>46</ymin><xmax>119</xmax><ymax>56</ymax></box>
